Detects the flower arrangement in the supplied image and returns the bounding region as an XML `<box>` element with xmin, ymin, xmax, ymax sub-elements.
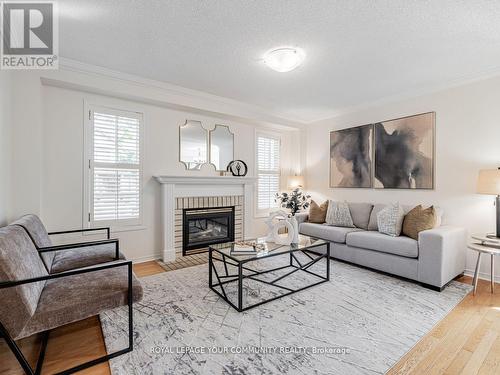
<box><xmin>275</xmin><ymin>188</ymin><xmax>311</xmax><ymax>216</ymax></box>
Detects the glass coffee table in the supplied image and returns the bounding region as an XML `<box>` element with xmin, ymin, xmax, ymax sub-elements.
<box><xmin>209</xmin><ymin>235</ymin><xmax>330</xmax><ymax>312</ymax></box>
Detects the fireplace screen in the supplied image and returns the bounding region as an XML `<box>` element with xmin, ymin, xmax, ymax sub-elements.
<box><xmin>183</xmin><ymin>207</ymin><xmax>235</xmax><ymax>255</ymax></box>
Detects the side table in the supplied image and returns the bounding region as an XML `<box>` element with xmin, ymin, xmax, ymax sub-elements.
<box><xmin>469</xmin><ymin>234</ymin><xmax>500</xmax><ymax>295</ymax></box>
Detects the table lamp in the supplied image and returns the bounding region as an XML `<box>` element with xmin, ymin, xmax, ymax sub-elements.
<box><xmin>287</xmin><ymin>175</ymin><xmax>305</xmax><ymax>190</ymax></box>
<box><xmin>477</xmin><ymin>168</ymin><xmax>500</xmax><ymax>238</ymax></box>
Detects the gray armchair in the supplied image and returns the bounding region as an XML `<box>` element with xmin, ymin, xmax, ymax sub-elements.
<box><xmin>0</xmin><ymin>224</ymin><xmax>142</xmax><ymax>375</ymax></box>
<box><xmin>11</xmin><ymin>214</ymin><xmax>126</xmax><ymax>273</ymax></box>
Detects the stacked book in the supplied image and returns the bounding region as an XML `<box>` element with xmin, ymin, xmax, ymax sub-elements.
<box><xmin>230</xmin><ymin>241</ymin><xmax>264</xmax><ymax>255</ymax></box>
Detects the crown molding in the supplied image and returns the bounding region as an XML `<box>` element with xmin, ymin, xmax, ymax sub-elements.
<box><xmin>53</xmin><ymin>58</ymin><xmax>500</xmax><ymax>127</ymax></box>
<box><xmin>308</xmin><ymin>65</ymin><xmax>500</xmax><ymax>124</ymax></box>
<box><xmin>56</xmin><ymin>58</ymin><xmax>305</xmax><ymax>130</ymax></box>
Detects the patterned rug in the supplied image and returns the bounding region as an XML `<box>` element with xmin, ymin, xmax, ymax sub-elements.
<box><xmin>100</xmin><ymin>258</ymin><xmax>471</xmax><ymax>375</ymax></box>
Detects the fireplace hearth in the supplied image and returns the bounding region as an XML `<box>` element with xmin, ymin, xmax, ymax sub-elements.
<box><xmin>183</xmin><ymin>207</ymin><xmax>235</xmax><ymax>255</ymax></box>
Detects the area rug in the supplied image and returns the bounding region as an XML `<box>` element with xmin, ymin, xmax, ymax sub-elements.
<box><xmin>100</xmin><ymin>259</ymin><xmax>471</xmax><ymax>375</ymax></box>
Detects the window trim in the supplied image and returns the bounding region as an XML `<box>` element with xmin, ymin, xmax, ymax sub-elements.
<box><xmin>254</xmin><ymin>130</ymin><xmax>281</xmax><ymax>218</ymax></box>
<box><xmin>83</xmin><ymin>102</ymin><xmax>145</xmax><ymax>231</ymax></box>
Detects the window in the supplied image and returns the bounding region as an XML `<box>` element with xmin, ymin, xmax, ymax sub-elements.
<box><xmin>85</xmin><ymin>106</ymin><xmax>143</xmax><ymax>228</ymax></box>
<box><xmin>256</xmin><ymin>133</ymin><xmax>281</xmax><ymax>215</ymax></box>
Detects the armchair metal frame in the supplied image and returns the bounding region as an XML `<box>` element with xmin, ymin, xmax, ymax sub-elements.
<box><xmin>48</xmin><ymin>227</ymin><xmax>111</xmax><ymax>239</ymax></box>
<box><xmin>0</xmin><ymin>258</ymin><xmax>133</xmax><ymax>375</ymax></box>
<box><xmin>38</xmin><ymin>238</ymin><xmax>120</xmax><ymax>260</ymax></box>
<box><xmin>13</xmin><ymin>225</ymin><xmax>119</xmax><ymax>272</ymax></box>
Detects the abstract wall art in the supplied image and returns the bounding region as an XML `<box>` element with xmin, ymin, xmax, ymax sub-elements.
<box><xmin>374</xmin><ymin>112</ymin><xmax>435</xmax><ymax>189</ymax></box>
<box><xmin>330</xmin><ymin>124</ymin><xmax>373</xmax><ymax>188</ymax></box>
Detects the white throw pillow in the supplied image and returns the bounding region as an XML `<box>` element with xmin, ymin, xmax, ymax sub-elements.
<box><xmin>325</xmin><ymin>200</ymin><xmax>355</xmax><ymax>228</ymax></box>
<box><xmin>377</xmin><ymin>202</ymin><xmax>405</xmax><ymax>236</ymax></box>
<box><xmin>433</xmin><ymin>206</ymin><xmax>444</xmax><ymax>227</ymax></box>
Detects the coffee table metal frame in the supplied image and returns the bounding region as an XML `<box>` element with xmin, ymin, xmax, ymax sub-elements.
<box><xmin>209</xmin><ymin>239</ymin><xmax>330</xmax><ymax>312</ymax></box>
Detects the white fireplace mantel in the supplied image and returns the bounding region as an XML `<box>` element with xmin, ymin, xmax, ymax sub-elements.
<box><xmin>155</xmin><ymin>175</ymin><xmax>257</xmax><ymax>185</ymax></box>
<box><xmin>154</xmin><ymin>175</ymin><xmax>257</xmax><ymax>261</ymax></box>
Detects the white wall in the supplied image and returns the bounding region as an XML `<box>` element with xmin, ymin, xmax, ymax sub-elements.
<box><xmin>7</xmin><ymin>71</ymin><xmax>44</xmax><ymax>221</ymax></box>
<box><xmin>0</xmin><ymin>72</ymin><xmax>13</xmax><ymax>226</ymax></box>
<box><xmin>8</xmin><ymin>68</ymin><xmax>300</xmax><ymax>262</ymax></box>
<box><xmin>304</xmin><ymin>75</ymin><xmax>500</xmax><ymax>282</ymax></box>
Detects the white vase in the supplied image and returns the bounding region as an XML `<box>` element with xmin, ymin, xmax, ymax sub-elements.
<box><xmin>290</xmin><ymin>215</ymin><xmax>299</xmax><ymax>244</ymax></box>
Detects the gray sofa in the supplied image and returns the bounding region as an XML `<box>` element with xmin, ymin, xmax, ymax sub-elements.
<box><xmin>297</xmin><ymin>203</ymin><xmax>466</xmax><ymax>290</ymax></box>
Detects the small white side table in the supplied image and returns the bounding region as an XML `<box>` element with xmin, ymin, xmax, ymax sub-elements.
<box><xmin>469</xmin><ymin>234</ymin><xmax>500</xmax><ymax>295</ymax></box>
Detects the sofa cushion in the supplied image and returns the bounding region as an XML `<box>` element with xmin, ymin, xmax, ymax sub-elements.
<box><xmin>368</xmin><ymin>204</ymin><xmax>386</xmax><ymax>231</ymax></box>
<box><xmin>348</xmin><ymin>202</ymin><xmax>373</xmax><ymax>230</ymax></box>
<box><xmin>299</xmin><ymin>222</ymin><xmax>363</xmax><ymax>243</ymax></box>
<box><xmin>434</xmin><ymin>207</ymin><xmax>444</xmax><ymax>227</ymax></box>
<box><xmin>346</xmin><ymin>231</ymin><xmax>418</xmax><ymax>258</ymax></box>
<box><xmin>11</xmin><ymin>214</ymin><xmax>55</xmax><ymax>270</ymax></box>
<box><xmin>309</xmin><ymin>200</ymin><xmax>328</xmax><ymax>223</ymax></box>
<box><xmin>18</xmin><ymin>265</ymin><xmax>143</xmax><ymax>340</ymax></box>
<box><xmin>325</xmin><ymin>201</ymin><xmax>355</xmax><ymax>227</ymax></box>
<box><xmin>377</xmin><ymin>203</ymin><xmax>405</xmax><ymax>237</ymax></box>
<box><xmin>402</xmin><ymin>205</ymin><xmax>437</xmax><ymax>240</ymax></box>
<box><xmin>0</xmin><ymin>226</ymin><xmax>48</xmax><ymax>339</ymax></box>
<box><xmin>50</xmin><ymin>244</ymin><xmax>126</xmax><ymax>273</ymax></box>
<box><xmin>295</xmin><ymin>212</ymin><xmax>309</xmax><ymax>225</ymax></box>
<box><xmin>368</xmin><ymin>204</ymin><xmax>416</xmax><ymax>231</ymax></box>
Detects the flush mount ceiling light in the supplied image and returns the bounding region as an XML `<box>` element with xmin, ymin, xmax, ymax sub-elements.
<box><xmin>263</xmin><ymin>47</ymin><xmax>305</xmax><ymax>73</ymax></box>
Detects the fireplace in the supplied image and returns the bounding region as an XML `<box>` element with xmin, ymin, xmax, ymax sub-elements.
<box><xmin>182</xmin><ymin>206</ymin><xmax>235</xmax><ymax>255</ymax></box>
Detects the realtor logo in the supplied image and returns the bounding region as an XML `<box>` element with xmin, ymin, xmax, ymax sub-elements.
<box><xmin>1</xmin><ymin>1</ymin><xmax>58</xmax><ymax>69</ymax></box>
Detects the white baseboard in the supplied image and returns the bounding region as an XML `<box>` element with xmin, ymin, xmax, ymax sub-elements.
<box><xmin>131</xmin><ymin>253</ymin><xmax>162</xmax><ymax>264</ymax></box>
<box><xmin>464</xmin><ymin>268</ymin><xmax>500</xmax><ymax>284</ymax></box>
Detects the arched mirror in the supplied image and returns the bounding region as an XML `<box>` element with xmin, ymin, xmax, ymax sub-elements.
<box><xmin>179</xmin><ymin>120</ymin><xmax>208</xmax><ymax>170</ymax></box>
<box><xmin>210</xmin><ymin>125</ymin><xmax>234</xmax><ymax>171</ymax></box>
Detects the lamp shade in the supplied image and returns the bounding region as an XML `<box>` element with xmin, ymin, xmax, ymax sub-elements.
<box><xmin>287</xmin><ymin>175</ymin><xmax>305</xmax><ymax>189</ymax></box>
<box><xmin>477</xmin><ymin>169</ymin><xmax>500</xmax><ymax>195</ymax></box>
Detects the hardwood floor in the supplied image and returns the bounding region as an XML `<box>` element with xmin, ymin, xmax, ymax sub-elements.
<box><xmin>0</xmin><ymin>261</ymin><xmax>164</xmax><ymax>375</ymax></box>
<box><xmin>1</xmin><ymin>262</ymin><xmax>499</xmax><ymax>375</ymax></box>
<box><xmin>387</xmin><ymin>275</ymin><xmax>500</xmax><ymax>375</ymax></box>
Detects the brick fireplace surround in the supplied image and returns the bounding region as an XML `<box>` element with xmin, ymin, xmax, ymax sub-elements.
<box><xmin>174</xmin><ymin>195</ymin><xmax>244</xmax><ymax>256</ymax></box>
<box><xmin>155</xmin><ymin>176</ymin><xmax>257</xmax><ymax>262</ymax></box>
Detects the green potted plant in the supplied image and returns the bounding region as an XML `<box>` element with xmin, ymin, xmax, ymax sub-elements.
<box><xmin>275</xmin><ymin>188</ymin><xmax>311</xmax><ymax>216</ymax></box>
<box><xmin>275</xmin><ymin>188</ymin><xmax>311</xmax><ymax>243</ymax></box>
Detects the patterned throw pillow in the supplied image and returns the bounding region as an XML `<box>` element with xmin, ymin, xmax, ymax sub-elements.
<box><xmin>377</xmin><ymin>203</ymin><xmax>405</xmax><ymax>237</ymax></box>
<box><xmin>325</xmin><ymin>200</ymin><xmax>355</xmax><ymax>228</ymax></box>
<box><xmin>309</xmin><ymin>200</ymin><xmax>329</xmax><ymax>223</ymax></box>
<box><xmin>402</xmin><ymin>205</ymin><xmax>437</xmax><ymax>240</ymax></box>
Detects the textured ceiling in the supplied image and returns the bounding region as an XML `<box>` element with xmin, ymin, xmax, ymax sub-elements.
<box><xmin>57</xmin><ymin>0</ymin><xmax>500</xmax><ymax>123</ymax></box>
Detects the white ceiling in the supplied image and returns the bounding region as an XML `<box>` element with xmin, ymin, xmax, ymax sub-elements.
<box><xmin>58</xmin><ymin>0</ymin><xmax>500</xmax><ymax>123</ymax></box>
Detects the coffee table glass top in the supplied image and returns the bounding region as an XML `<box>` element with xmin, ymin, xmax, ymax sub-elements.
<box><xmin>209</xmin><ymin>234</ymin><xmax>326</xmax><ymax>262</ymax></box>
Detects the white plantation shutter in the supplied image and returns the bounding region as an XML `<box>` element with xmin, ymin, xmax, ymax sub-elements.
<box><xmin>88</xmin><ymin>107</ymin><xmax>142</xmax><ymax>226</ymax></box>
<box><xmin>256</xmin><ymin>134</ymin><xmax>281</xmax><ymax>212</ymax></box>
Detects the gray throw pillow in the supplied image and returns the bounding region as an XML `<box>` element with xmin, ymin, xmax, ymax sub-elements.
<box><xmin>368</xmin><ymin>204</ymin><xmax>385</xmax><ymax>231</ymax></box>
<box><xmin>369</xmin><ymin>204</ymin><xmax>416</xmax><ymax>231</ymax></box>
<box><xmin>348</xmin><ymin>202</ymin><xmax>373</xmax><ymax>230</ymax></box>
<box><xmin>377</xmin><ymin>203</ymin><xmax>405</xmax><ymax>236</ymax></box>
<box><xmin>325</xmin><ymin>200</ymin><xmax>355</xmax><ymax>228</ymax></box>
